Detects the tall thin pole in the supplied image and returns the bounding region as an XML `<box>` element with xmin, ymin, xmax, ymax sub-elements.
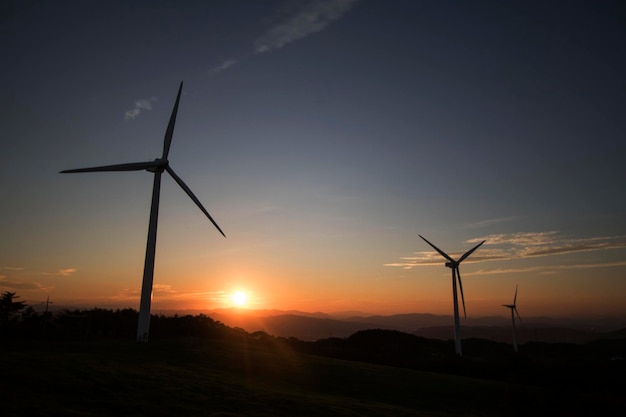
<box><xmin>452</xmin><ymin>268</ymin><xmax>462</xmax><ymax>356</ymax></box>
<box><xmin>511</xmin><ymin>309</ymin><xmax>518</xmax><ymax>353</ymax></box>
<box><xmin>137</xmin><ymin>171</ymin><xmax>162</xmax><ymax>342</ymax></box>
<box><xmin>42</xmin><ymin>295</ymin><xmax>52</xmax><ymax>338</ymax></box>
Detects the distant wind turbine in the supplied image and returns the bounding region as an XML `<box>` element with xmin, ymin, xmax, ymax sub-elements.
<box><xmin>60</xmin><ymin>82</ymin><xmax>225</xmax><ymax>342</ymax></box>
<box><xmin>502</xmin><ymin>285</ymin><xmax>522</xmax><ymax>353</ymax></box>
<box><xmin>419</xmin><ymin>235</ymin><xmax>485</xmax><ymax>356</ymax></box>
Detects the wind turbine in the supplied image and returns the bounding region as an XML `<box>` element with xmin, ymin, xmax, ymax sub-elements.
<box><xmin>502</xmin><ymin>285</ymin><xmax>522</xmax><ymax>352</ymax></box>
<box><xmin>418</xmin><ymin>235</ymin><xmax>485</xmax><ymax>356</ymax></box>
<box><xmin>60</xmin><ymin>82</ymin><xmax>225</xmax><ymax>342</ymax></box>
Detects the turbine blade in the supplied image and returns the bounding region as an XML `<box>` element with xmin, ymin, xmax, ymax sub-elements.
<box><xmin>165</xmin><ymin>165</ymin><xmax>226</xmax><ymax>237</ymax></box>
<box><xmin>162</xmin><ymin>81</ymin><xmax>183</xmax><ymax>160</ymax></box>
<box><xmin>456</xmin><ymin>267</ymin><xmax>467</xmax><ymax>319</ymax></box>
<box><xmin>418</xmin><ymin>235</ymin><xmax>454</xmax><ymax>262</ymax></box>
<box><xmin>515</xmin><ymin>307</ymin><xmax>522</xmax><ymax>325</ymax></box>
<box><xmin>457</xmin><ymin>240</ymin><xmax>486</xmax><ymax>263</ymax></box>
<box><xmin>513</xmin><ymin>284</ymin><xmax>518</xmax><ymax>305</ymax></box>
<box><xmin>60</xmin><ymin>161</ymin><xmax>158</xmax><ymax>173</ymax></box>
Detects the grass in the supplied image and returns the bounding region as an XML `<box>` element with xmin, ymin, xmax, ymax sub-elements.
<box><xmin>1</xmin><ymin>337</ymin><xmax>516</xmax><ymax>417</ymax></box>
<box><xmin>0</xmin><ymin>336</ymin><xmax>609</xmax><ymax>416</ymax></box>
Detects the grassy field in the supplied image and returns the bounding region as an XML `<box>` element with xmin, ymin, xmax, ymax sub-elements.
<box><xmin>1</xmin><ymin>337</ymin><xmax>512</xmax><ymax>417</ymax></box>
<box><xmin>0</xmin><ymin>336</ymin><xmax>611</xmax><ymax>416</ymax></box>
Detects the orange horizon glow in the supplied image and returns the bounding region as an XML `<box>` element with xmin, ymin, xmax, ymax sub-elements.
<box><xmin>4</xmin><ymin>232</ymin><xmax>626</xmax><ymax>320</ymax></box>
<box><xmin>13</xmin><ymin>283</ymin><xmax>626</xmax><ymax>320</ymax></box>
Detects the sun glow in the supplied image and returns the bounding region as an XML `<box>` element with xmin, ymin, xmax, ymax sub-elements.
<box><xmin>231</xmin><ymin>291</ymin><xmax>248</xmax><ymax>307</ymax></box>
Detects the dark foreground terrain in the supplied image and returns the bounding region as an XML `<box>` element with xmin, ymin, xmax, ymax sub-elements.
<box><xmin>2</xmin><ymin>333</ymin><xmax>624</xmax><ymax>417</ymax></box>
<box><xmin>2</xmin><ymin>337</ymin><xmax>503</xmax><ymax>417</ymax></box>
<box><xmin>1</xmin><ymin>306</ymin><xmax>624</xmax><ymax>416</ymax></box>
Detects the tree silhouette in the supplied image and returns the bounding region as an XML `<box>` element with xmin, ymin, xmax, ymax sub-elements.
<box><xmin>0</xmin><ymin>291</ymin><xmax>28</xmax><ymax>325</ymax></box>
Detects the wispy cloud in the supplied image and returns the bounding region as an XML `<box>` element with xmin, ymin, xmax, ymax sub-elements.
<box><xmin>466</xmin><ymin>231</ymin><xmax>561</xmax><ymax>247</ymax></box>
<box><xmin>0</xmin><ymin>276</ymin><xmax>50</xmax><ymax>291</ymax></box>
<box><xmin>253</xmin><ymin>0</ymin><xmax>359</xmax><ymax>53</ymax></box>
<box><xmin>464</xmin><ymin>261</ymin><xmax>626</xmax><ymax>276</ymax></box>
<box><xmin>111</xmin><ymin>285</ymin><xmax>225</xmax><ymax>302</ymax></box>
<box><xmin>385</xmin><ymin>232</ymin><xmax>626</xmax><ymax>270</ymax></box>
<box><xmin>207</xmin><ymin>59</ymin><xmax>239</xmax><ymax>77</ymax></box>
<box><xmin>124</xmin><ymin>97</ymin><xmax>158</xmax><ymax>120</ymax></box>
<box><xmin>110</xmin><ymin>287</ymin><xmax>141</xmax><ymax>301</ymax></box>
<box><xmin>0</xmin><ymin>266</ymin><xmax>24</xmax><ymax>271</ymax></box>
<box><xmin>1</xmin><ymin>266</ymin><xmax>53</xmax><ymax>291</ymax></box>
<box><xmin>42</xmin><ymin>268</ymin><xmax>76</xmax><ymax>277</ymax></box>
<box><xmin>385</xmin><ymin>251</ymin><xmax>508</xmax><ymax>269</ymax></box>
<box><xmin>469</xmin><ymin>233</ymin><xmax>626</xmax><ymax>258</ymax></box>
<box><xmin>209</xmin><ymin>0</ymin><xmax>359</xmax><ymax>76</ymax></box>
<box><xmin>466</xmin><ymin>216</ymin><xmax>518</xmax><ymax>229</ymax></box>
<box><xmin>153</xmin><ymin>284</ymin><xmax>176</xmax><ymax>295</ymax></box>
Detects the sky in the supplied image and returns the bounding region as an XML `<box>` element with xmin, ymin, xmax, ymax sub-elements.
<box><xmin>1</xmin><ymin>0</ymin><xmax>625</xmax><ymax>320</ymax></box>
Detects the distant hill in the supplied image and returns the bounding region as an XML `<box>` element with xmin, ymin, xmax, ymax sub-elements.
<box><xmin>343</xmin><ymin>313</ymin><xmax>454</xmax><ymax>331</ymax></box>
<box><xmin>596</xmin><ymin>327</ymin><xmax>626</xmax><ymax>340</ymax></box>
<box><xmin>209</xmin><ymin>311</ymin><xmax>375</xmax><ymax>340</ymax></box>
<box><xmin>207</xmin><ymin>309</ymin><xmax>626</xmax><ymax>343</ymax></box>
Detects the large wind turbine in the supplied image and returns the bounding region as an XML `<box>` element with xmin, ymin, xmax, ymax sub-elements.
<box><xmin>60</xmin><ymin>82</ymin><xmax>225</xmax><ymax>342</ymax></box>
<box><xmin>419</xmin><ymin>235</ymin><xmax>485</xmax><ymax>356</ymax></box>
<box><xmin>502</xmin><ymin>285</ymin><xmax>522</xmax><ymax>353</ymax></box>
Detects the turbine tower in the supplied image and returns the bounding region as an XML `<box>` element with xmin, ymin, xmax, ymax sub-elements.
<box><xmin>419</xmin><ymin>235</ymin><xmax>485</xmax><ymax>356</ymax></box>
<box><xmin>60</xmin><ymin>82</ymin><xmax>225</xmax><ymax>342</ymax></box>
<box><xmin>502</xmin><ymin>285</ymin><xmax>522</xmax><ymax>352</ymax></box>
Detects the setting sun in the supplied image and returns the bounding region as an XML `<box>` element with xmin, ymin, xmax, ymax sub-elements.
<box><xmin>231</xmin><ymin>291</ymin><xmax>248</xmax><ymax>307</ymax></box>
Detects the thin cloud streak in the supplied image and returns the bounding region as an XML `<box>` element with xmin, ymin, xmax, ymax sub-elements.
<box><xmin>467</xmin><ymin>231</ymin><xmax>561</xmax><ymax>246</ymax></box>
<box><xmin>470</xmin><ymin>233</ymin><xmax>626</xmax><ymax>258</ymax></box>
<box><xmin>253</xmin><ymin>0</ymin><xmax>359</xmax><ymax>53</ymax></box>
<box><xmin>1</xmin><ymin>266</ymin><xmax>25</xmax><ymax>271</ymax></box>
<box><xmin>385</xmin><ymin>232</ymin><xmax>626</xmax><ymax>270</ymax></box>
<box><xmin>209</xmin><ymin>0</ymin><xmax>359</xmax><ymax>76</ymax></box>
<box><xmin>208</xmin><ymin>59</ymin><xmax>239</xmax><ymax>76</ymax></box>
<box><xmin>42</xmin><ymin>268</ymin><xmax>76</xmax><ymax>277</ymax></box>
<box><xmin>465</xmin><ymin>261</ymin><xmax>626</xmax><ymax>276</ymax></box>
<box><xmin>124</xmin><ymin>97</ymin><xmax>158</xmax><ymax>120</ymax></box>
<box><xmin>111</xmin><ymin>284</ymin><xmax>176</xmax><ymax>301</ymax></box>
<box><xmin>111</xmin><ymin>286</ymin><xmax>226</xmax><ymax>303</ymax></box>
<box><xmin>466</xmin><ymin>216</ymin><xmax>518</xmax><ymax>229</ymax></box>
<box><xmin>0</xmin><ymin>276</ymin><xmax>49</xmax><ymax>291</ymax></box>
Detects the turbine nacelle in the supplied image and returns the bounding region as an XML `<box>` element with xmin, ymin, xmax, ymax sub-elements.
<box><xmin>146</xmin><ymin>158</ymin><xmax>168</xmax><ymax>173</ymax></box>
<box><xmin>445</xmin><ymin>261</ymin><xmax>458</xmax><ymax>269</ymax></box>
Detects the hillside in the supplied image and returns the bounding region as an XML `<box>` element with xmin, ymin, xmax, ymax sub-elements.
<box><xmin>2</xmin><ymin>334</ymin><xmax>623</xmax><ymax>417</ymax></box>
<box><xmin>2</xmin><ymin>308</ymin><xmax>625</xmax><ymax>416</ymax></box>
<box><xmin>2</xmin><ymin>337</ymin><xmax>516</xmax><ymax>417</ymax></box>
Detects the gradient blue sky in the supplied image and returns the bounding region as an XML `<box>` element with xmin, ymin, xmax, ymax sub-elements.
<box><xmin>1</xmin><ymin>0</ymin><xmax>625</xmax><ymax>318</ymax></box>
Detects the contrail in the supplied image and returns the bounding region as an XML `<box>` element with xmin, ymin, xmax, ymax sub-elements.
<box><xmin>253</xmin><ymin>0</ymin><xmax>359</xmax><ymax>53</ymax></box>
<box><xmin>130</xmin><ymin>1</ymin><xmax>359</xmax><ymax>119</ymax></box>
<box><xmin>209</xmin><ymin>0</ymin><xmax>359</xmax><ymax>76</ymax></box>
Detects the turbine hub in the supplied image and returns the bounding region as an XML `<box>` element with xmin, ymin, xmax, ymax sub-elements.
<box><xmin>147</xmin><ymin>158</ymin><xmax>168</xmax><ymax>173</ymax></box>
<box><xmin>445</xmin><ymin>261</ymin><xmax>457</xmax><ymax>268</ymax></box>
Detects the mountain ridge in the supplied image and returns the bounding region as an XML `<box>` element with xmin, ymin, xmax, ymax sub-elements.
<box><xmin>204</xmin><ymin>309</ymin><xmax>626</xmax><ymax>343</ymax></box>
